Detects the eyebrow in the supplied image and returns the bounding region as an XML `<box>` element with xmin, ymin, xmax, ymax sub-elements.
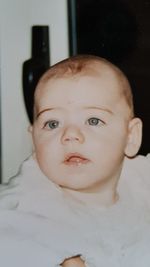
<box><xmin>83</xmin><ymin>106</ymin><xmax>114</xmax><ymax>114</ymax></box>
<box><xmin>36</xmin><ymin>108</ymin><xmax>56</xmax><ymax>119</ymax></box>
<box><xmin>36</xmin><ymin>106</ymin><xmax>113</xmax><ymax>119</ymax></box>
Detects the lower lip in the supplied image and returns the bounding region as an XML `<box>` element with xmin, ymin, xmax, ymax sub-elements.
<box><xmin>64</xmin><ymin>157</ymin><xmax>90</xmax><ymax>166</ymax></box>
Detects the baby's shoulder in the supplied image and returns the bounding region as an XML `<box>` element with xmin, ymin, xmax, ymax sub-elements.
<box><xmin>123</xmin><ymin>153</ymin><xmax>150</xmax><ymax>181</ymax></box>
<box><xmin>0</xmin><ymin>155</ymin><xmax>37</xmax><ymax>209</ymax></box>
<box><xmin>0</xmin><ymin>174</ymin><xmax>21</xmax><ymax>209</ymax></box>
<box><xmin>118</xmin><ymin>154</ymin><xmax>150</xmax><ymax>208</ymax></box>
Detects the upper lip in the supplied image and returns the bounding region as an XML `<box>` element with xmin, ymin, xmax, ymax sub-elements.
<box><xmin>63</xmin><ymin>152</ymin><xmax>90</xmax><ymax>162</ymax></box>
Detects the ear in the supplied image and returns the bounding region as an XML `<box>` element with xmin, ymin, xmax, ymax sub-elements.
<box><xmin>125</xmin><ymin>117</ymin><xmax>142</xmax><ymax>158</ymax></box>
<box><xmin>27</xmin><ymin>125</ymin><xmax>36</xmax><ymax>158</ymax></box>
<box><xmin>28</xmin><ymin>125</ymin><xmax>33</xmax><ymax>133</ymax></box>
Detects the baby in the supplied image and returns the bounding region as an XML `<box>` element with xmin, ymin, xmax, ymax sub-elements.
<box><xmin>30</xmin><ymin>54</ymin><xmax>142</xmax><ymax>266</ymax></box>
<box><xmin>0</xmin><ymin>55</ymin><xmax>150</xmax><ymax>267</ymax></box>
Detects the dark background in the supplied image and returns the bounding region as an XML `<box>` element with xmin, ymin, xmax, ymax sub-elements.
<box><xmin>68</xmin><ymin>0</ymin><xmax>150</xmax><ymax>155</ymax></box>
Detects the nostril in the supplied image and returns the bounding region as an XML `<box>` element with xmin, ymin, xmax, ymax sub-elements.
<box><xmin>64</xmin><ymin>136</ymin><xmax>79</xmax><ymax>142</ymax></box>
<box><xmin>61</xmin><ymin>127</ymin><xmax>85</xmax><ymax>144</ymax></box>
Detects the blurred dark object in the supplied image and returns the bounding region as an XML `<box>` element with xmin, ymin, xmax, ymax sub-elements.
<box><xmin>22</xmin><ymin>25</ymin><xmax>50</xmax><ymax>124</ymax></box>
<box><xmin>68</xmin><ymin>0</ymin><xmax>138</xmax><ymax>63</ymax></box>
<box><xmin>68</xmin><ymin>0</ymin><xmax>150</xmax><ymax>155</ymax></box>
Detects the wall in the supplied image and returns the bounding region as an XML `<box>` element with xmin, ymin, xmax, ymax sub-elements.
<box><xmin>0</xmin><ymin>0</ymin><xmax>68</xmax><ymax>182</ymax></box>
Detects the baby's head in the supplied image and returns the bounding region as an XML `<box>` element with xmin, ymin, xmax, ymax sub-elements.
<box><xmin>30</xmin><ymin>55</ymin><xmax>142</xmax><ymax>197</ymax></box>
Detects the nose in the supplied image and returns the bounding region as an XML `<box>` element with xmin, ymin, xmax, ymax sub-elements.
<box><xmin>61</xmin><ymin>125</ymin><xmax>85</xmax><ymax>145</ymax></box>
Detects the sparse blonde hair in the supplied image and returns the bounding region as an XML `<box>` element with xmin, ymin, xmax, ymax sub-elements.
<box><xmin>34</xmin><ymin>55</ymin><xmax>134</xmax><ymax>118</ymax></box>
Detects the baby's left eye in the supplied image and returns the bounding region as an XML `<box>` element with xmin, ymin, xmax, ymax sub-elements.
<box><xmin>87</xmin><ymin>117</ymin><xmax>105</xmax><ymax>126</ymax></box>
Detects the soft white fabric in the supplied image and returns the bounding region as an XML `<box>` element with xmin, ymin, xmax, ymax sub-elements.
<box><xmin>0</xmin><ymin>154</ymin><xmax>150</xmax><ymax>266</ymax></box>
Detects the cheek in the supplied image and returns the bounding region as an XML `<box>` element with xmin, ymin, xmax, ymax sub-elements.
<box><xmin>33</xmin><ymin>133</ymin><xmax>62</xmax><ymax>165</ymax></box>
<box><xmin>33</xmin><ymin>128</ymin><xmax>54</xmax><ymax>147</ymax></box>
<box><xmin>89</xmin><ymin>124</ymin><xmax>128</xmax><ymax>153</ymax></box>
<box><xmin>33</xmin><ymin>131</ymin><xmax>53</xmax><ymax>156</ymax></box>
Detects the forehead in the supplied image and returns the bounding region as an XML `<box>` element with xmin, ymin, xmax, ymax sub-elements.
<box><xmin>36</xmin><ymin>68</ymin><xmax>123</xmax><ymax>107</ymax></box>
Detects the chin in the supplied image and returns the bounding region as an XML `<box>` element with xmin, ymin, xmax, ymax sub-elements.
<box><xmin>59</xmin><ymin>181</ymin><xmax>93</xmax><ymax>192</ymax></box>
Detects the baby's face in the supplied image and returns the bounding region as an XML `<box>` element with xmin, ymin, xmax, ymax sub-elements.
<box><xmin>31</xmin><ymin>70</ymin><xmax>132</xmax><ymax>193</ymax></box>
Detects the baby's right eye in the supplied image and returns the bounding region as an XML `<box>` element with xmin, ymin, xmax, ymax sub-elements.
<box><xmin>44</xmin><ymin>120</ymin><xmax>59</xmax><ymax>130</ymax></box>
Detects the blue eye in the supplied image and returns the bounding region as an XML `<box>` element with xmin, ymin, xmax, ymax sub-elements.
<box><xmin>44</xmin><ymin>120</ymin><xmax>59</xmax><ymax>130</ymax></box>
<box><xmin>87</xmin><ymin>117</ymin><xmax>104</xmax><ymax>126</ymax></box>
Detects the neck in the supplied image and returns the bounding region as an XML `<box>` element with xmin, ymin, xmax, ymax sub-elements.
<box><xmin>62</xmin><ymin>168</ymin><xmax>123</xmax><ymax>209</ymax></box>
<box><xmin>62</xmin><ymin>185</ymin><xmax>119</xmax><ymax>209</ymax></box>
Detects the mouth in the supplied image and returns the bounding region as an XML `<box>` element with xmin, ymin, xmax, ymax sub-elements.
<box><xmin>63</xmin><ymin>153</ymin><xmax>90</xmax><ymax>166</ymax></box>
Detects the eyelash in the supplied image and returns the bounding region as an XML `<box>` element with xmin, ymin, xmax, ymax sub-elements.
<box><xmin>43</xmin><ymin>117</ymin><xmax>105</xmax><ymax>130</ymax></box>
<box><xmin>86</xmin><ymin>117</ymin><xmax>105</xmax><ymax>126</ymax></box>
<box><xmin>43</xmin><ymin>120</ymin><xmax>60</xmax><ymax>130</ymax></box>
